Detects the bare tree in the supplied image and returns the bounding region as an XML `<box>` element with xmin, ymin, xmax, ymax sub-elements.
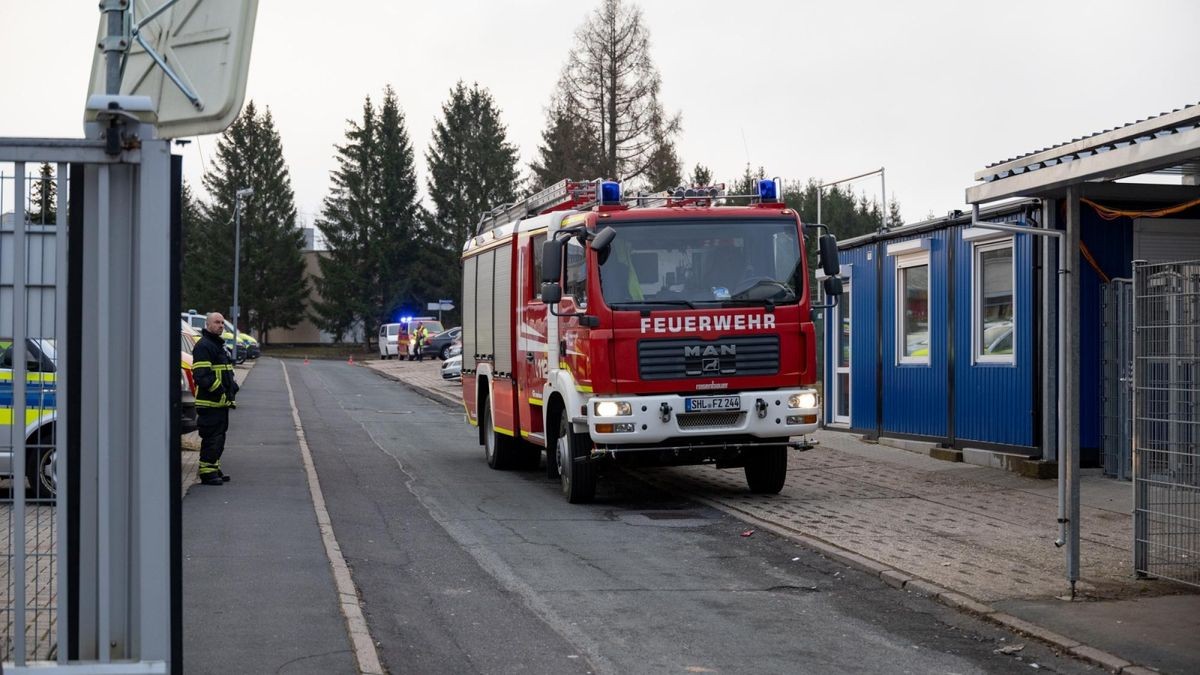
<box><xmin>557</xmin><ymin>0</ymin><xmax>680</xmax><ymax>182</ymax></box>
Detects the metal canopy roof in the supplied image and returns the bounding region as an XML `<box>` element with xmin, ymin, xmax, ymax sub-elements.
<box><xmin>966</xmin><ymin>103</ymin><xmax>1200</xmax><ymax>204</ymax></box>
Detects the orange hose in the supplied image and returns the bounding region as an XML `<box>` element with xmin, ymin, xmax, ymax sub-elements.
<box><xmin>1081</xmin><ymin>196</ymin><xmax>1200</xmax><ymax>221</ymax></box>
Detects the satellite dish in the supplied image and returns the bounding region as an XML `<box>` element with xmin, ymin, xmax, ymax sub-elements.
<box><xmin>85</xmin><ymin>0</ymin><xmax>260</xmax><ymax>138</ymax></box>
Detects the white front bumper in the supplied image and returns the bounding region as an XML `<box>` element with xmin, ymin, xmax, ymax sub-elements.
<box><xmin>586</xmin><ymin>388</ymin><xmax>819</xmax><ymax>445</ymax></box>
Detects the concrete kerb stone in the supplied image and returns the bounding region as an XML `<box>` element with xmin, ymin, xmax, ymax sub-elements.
<box><xmin>1067</xmin><ymin>645</ymin><xmax>1131</xmax><ymax>673</ymax></box>
<box><xmin>989</xmin><ymin>612</ymin><xmax>1081</xmax><ymax>652</ymax></box>
<box><xmin>903</xmin><ymin>578</ymin><xmax>942</xmax><ymax>598</ymax></box>
<box><xmin>1119</xmin><ymin>666</ymin><xmax>1162</xmax><ymax>675</ymax></box>
<box><xmin>937</xmin><ymin>591</ymin><xmax>995</xmax><ymax>617</ymax></box>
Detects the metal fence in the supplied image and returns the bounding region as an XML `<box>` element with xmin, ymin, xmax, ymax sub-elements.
<box><xmin>1</xmin><ymin>129</ymin><xmax>177</xmax><ymax>672</ymax></box>
<box><xmin>1134</xmin><ymin>259</ymin><xmax>1200</xmax><ymax>587</ymax></box>
<box><xmin>1</xmin><ymin>165</ymin><xmax>67</xmax><ymax>663</ymax></box>
<box><xmin>1101</xmin><ymin>279</ymin><xmax>1134</xmax><ymax>480</ymax></box>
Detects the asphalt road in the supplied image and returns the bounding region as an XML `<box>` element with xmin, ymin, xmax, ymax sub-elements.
<box><xmin>284</xmin><ymin>358</ymin><xmax>1097</xmax><ymax>675</ymax></box>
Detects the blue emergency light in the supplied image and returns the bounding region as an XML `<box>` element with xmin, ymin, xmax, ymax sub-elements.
<box><xmin>600</xmin><ymin>181</ymin><xmax>622</xmax><ymax>205</ymax></box>
<box><xmin>399</xmin><ymin>315</ymin><xmax>412</xmax><ymax>324</ymax></box>
<box><xmin>757</xmin><ymin>178</ymin><xmax>781</xmax><ymax>202</ymax></box>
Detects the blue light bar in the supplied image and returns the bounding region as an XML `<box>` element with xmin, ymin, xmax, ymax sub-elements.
<box><xmin>757</xmin><ymin>178</ymin><xmax>779</xmax><ymax>202</ymax></box>
<box><xmin>600</xmin><ymin>181</ymin><xmax>622</xmax><ymax>205</ymax></box>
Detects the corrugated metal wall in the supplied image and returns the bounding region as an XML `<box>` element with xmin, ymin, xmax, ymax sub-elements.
<box><xmin>881</xmin><ymin>230</ymin><xmax>950</xmax><ymax>438</ymax></box>
<box><xmin>951</xmin><ymin>223</ymin><xmax>1036</xmax><ymax>447</ymax></box>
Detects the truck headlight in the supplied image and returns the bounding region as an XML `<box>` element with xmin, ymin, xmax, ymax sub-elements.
<box><xmin>593</xmin><ymin>401</ymin><xmax>632</xmax><ymax>417</ymax></box>
<box><xmin>788</xmin><ymin>392</ymin><xmax>818</xmax><ymax>409</ymax></box>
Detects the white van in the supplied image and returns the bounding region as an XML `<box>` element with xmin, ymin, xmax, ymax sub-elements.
<box><xmin>378</xmin><ymin>323</ymin><xmax>402</xmax><ymax>359</ymax></box>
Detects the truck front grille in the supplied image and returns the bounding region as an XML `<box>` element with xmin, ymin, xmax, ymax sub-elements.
<box><xmin>638</xmin><ymin>335</ymin><xmax>780</xmax><ymax>380</ymax></box>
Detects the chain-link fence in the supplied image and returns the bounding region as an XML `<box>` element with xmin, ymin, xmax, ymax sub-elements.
<box><xmin>1134</xmin><ymin>260</ymin><xmax>1200</xmax><ymax>587</ymax></box>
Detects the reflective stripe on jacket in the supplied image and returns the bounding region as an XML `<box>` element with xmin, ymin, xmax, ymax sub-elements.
<box><xmin>192</xmin><ymin>329</ymin><xmax>238</xmax><ymax>409</ymax></box>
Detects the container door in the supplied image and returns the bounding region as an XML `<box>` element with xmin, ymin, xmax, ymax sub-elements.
<box><xmin>832</xmin><ymin>280</ymin><xmax>852</xmax><ymax>425</ymax></box>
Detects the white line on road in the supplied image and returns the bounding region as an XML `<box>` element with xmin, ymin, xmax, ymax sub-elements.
<box><xmin>282</xmin><ymin>361</ymin><xmax>385</xmax><ymax>675</ymax></box>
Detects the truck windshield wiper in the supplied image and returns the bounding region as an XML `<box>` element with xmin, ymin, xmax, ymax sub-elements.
<box><xmin>608</xmin><ymin>300</ymin><xmax>699</xmax><ymax>310</ymax></box>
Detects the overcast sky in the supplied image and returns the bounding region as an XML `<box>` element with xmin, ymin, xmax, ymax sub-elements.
<box><xmin>1</xmin><ymin>0</ymin><xmax>1197</xmax><ymax>226</ymax></box>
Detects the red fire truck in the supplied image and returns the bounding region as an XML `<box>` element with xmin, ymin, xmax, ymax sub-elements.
<box><xmin>461</xmin><ymin>178</ymin><xmax>842</xmax><ymax>502</ymax></box>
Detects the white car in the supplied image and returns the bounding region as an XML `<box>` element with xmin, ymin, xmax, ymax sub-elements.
<box><xmin>378</xmin><ymin>323</ymin><xmax>402</xmax><ymax>359</ymax></box>
<box><xmin>441</xmin><ymin>354</ymin><xmax>462</xmax><ymax>380</ymax></box>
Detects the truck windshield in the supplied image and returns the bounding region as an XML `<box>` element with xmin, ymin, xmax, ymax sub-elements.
<box><xmin>597</xmin><ymin>219</ymin><xmax>802</xmax><ymax>307</ymax></box>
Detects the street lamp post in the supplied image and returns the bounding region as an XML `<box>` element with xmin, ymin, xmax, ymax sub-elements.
<box><xmin>232</xmin><ymin>187</ymin><xmax>253</xmax><ymax>356</ymax></box>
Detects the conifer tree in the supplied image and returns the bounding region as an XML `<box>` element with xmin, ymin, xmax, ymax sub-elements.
<box><xmin>180</xmin><ymin>181</ymin><xmax>209</xmax><ymax>312</ymax></box>
<box><xmin>689</xmin><ymin>164</ymin><xmax>713</xmax><ymax>187</ymax></box>
<box><xmin>315</xmin><ymin>87</ymin><xmax>424</xmax><ymax>347</ymax></box>
<box><xmin>427</xmin><ymin>82</ymin><xmax>520</xmax><ymax>258</ymax></box>
<box><xmin>557</xmin><ymin>0</ymin><xmax>680</xmax><ymax>181</ymax></box>
<box><xmin>887</xmin><ymin>197</ymin><xmax>904</xmax><ymax>229</ymax></box>
<box><xmin>27</xmin><ymin>163</ymin><xmax>56</xmax><ymax>224</ymax></box>
<box><xmin>196</xmin><ymin>101</ymin><xmax>307</xmax><ymax>341</ymax></box>
<box><xmin>529</xmin><ymin>94</ymin><xmax>604</xmax><ymax>191</ymax></box>
<box><xmin>642</xmin><ymin>109</ymin><xmax>682</xmax><ymax>192</ymax></box>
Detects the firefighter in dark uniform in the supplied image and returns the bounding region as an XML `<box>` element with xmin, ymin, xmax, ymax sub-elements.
<box><xmin>192</xmin><ymin>312</ymin><xmax>239</xmax><ymax>486</ymax></box>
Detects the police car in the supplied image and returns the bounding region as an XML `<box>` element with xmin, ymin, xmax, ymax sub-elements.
<box><xmin>0</xmin><ymin>338</ymin><xmax>58</xmax><ymax>500</ymax></box>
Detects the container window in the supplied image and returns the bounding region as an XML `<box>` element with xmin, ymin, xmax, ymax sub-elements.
<box><xmin>974</xmin><ymin>239</ymin><xmax>1015</xmax><ymax>364</ymax></box>
<box><xmin>896</xmin><ymin>252</ymin><xmax>930</xmax><ymax>365</ymax></box>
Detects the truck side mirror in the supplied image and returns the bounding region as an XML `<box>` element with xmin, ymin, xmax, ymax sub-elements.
<box><xmin>541</xmin><ymin>240</ymin><xmax>562</xmax><ymax>283</ymax></box>
<box><xmin>540</xmin><ymin>282</ymin><xmax>562</xmax><ymax>304</ymax></box>
<box><xmin>818</xmin><ymin>233</ymin><xmax>840</xmax><ymax>277</ymax></box>
<box><xmin>822</xmin><ymin>275</ymin><xmax>844</xmax><ymax>297</ymax></box>
<box><xmin>589</xmin><ymin>226</ymin><xmax>616</xmax><ymax>251</ymax></box>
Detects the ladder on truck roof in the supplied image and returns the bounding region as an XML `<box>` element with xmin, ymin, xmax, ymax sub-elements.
<box><xmin>474</xmin><ymin>178</ymin><xmax>606</xmax><ymax>236</ymax></box>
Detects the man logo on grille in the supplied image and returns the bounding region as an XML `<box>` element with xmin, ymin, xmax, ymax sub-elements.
<box><xmin>684</xmin><ymin>344</ymin><xmax>736</xmax><ymax>357</ymax></box>
<box><xmin>702</xmin><ymin>357</ymin><xmax>720</xmax><ymax>373</ymax></box>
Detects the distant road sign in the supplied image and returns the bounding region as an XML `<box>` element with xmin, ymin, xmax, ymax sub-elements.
<box><xmin>427</xmin><ymin>303</ymin><xmax>441</xmax><ymax>311</ymax></box>
<box><xmin>86</xmin><ymin>0</ymin><xmax>260</xmax><ymax>138</ymax></box>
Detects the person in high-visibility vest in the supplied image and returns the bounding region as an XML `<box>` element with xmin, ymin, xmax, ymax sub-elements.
<box><xmin>191</xmin><ymin>312</ymin><xmax>240</xmax><ymax>485</ymax></box>
<box><xmin>414</xmin><ymin>322</ymin><xmax>429</xmax><ymax>362</ymax></box>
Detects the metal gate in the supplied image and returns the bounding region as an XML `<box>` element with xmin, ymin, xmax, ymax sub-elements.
<box><xmin>1134</xmin><ymin>259</ymin><xmax>1200</xmax><ymax>587</ymax></box>
<box><xmin>1</xmin><ymin>124</ymin><xmax>178</xmax><ymax>671</ymax></box>
<box><xmin>1101</xmin><ymin>279</ymin><xmax>1134</xmax><ymax>480</ymax></box>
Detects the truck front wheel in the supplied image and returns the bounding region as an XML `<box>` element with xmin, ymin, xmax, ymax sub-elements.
<box><xmin>556</xmin><ymin>414</ymin><xmax>596</xmax><ymax>504</ymax></box>
<box><xmin>482</xmin><ymin>400</ymin><xmax>516</xmax><ymax>470</ymax></box>
<box><xmin>744</xmin><ymin>445</ymin><xmax>788</xmax><ymax>494</ymax></box>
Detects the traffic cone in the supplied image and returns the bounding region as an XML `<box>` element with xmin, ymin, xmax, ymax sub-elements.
<box><xmin>303</xmin><ymin>356</ymin><xmax>310</xmax><ymax>365</ymax></box>
<box><xmin>347</xmin><ymin>353</ymin><xmax>355</xmax><ymax>365</ymax></box>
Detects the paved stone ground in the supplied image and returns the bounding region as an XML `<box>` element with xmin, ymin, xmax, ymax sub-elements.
<box><xmin>0</xmin><ymin>503</ymin><xmax>57</xmax><ymax>662</ymax></box>
<box><xmin>361</xmin><ymin>358</ymin><xmax>1200</xmax><ymax>673</ymax></box>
